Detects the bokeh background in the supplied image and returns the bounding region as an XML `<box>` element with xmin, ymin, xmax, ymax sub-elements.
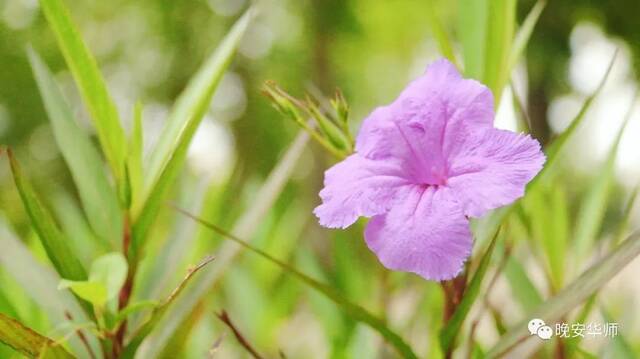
<box><xmin>1</xmin><ymin>0</ymin><xmax>639</xmax><ymax>358</ymax></box>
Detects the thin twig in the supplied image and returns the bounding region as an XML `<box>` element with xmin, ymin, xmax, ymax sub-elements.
<box><xmin>216</xmin><ymin>310</ymin><xmax>264</xmax><ymax>359</ymax></box>
<box><xmin>63</xmin><ymin>311</ymin><xmax>97</xmax><ymax>359</ymax></box>
<box><xmin>162</xmin><ymin>255</ymin><xmax>216</xmax><ymax>307</ymax></box>
<box><xmin>114</xmin><ymin>214</ymin><xmax>134</xmax><ymax>357</ymax></box>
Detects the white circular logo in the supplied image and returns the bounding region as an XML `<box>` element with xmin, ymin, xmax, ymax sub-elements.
<box><xmin>528</xmin><ymin>318</ymin><xmax>545</xmax><ymax>336</ymax></box>
<box><xmin>536</xmin><ymin>325</ymin><xmax>553</xmax><ymax>340</ymax></box>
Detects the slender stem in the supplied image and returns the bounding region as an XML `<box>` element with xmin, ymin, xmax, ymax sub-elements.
<box><xmin>441</xmin><ymin>272</ymin><xmax>468</xmax><ymax>359</ymax></box>
<box><xmin>113</xmin><ymin>214</ymin><xmax>135</xmax><ymax>358</ymax></box>
<box><xmin>64</xmin><ymin>311</ymin><xmax>96</xmax><ymax>359</ymax></box>
<box><xmin>216</xmin><ymin>311</ymin><xmax>264</xmax><ymax>359</ymax></box>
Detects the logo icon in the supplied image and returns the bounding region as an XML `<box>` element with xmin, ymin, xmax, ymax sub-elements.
<box><xmin>528</xmin><ymin>318</ymin><xmax>553</xmax><ymax>340</ymax></box>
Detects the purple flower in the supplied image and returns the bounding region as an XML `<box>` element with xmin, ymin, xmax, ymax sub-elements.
<box><xmin>314</xmin><ymin>59</ymin><xmax>545</xmax><ymax>281</ymax></box>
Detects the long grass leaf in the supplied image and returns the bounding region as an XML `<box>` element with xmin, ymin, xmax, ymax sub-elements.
<box><xmin>439</xmin><ymin>229</ymin><xmax>500</xmax><ymax>353</ymax></box>
<box><xmin>121</xmin><ymin>256</ymin><xmax>215</xmax><ymax>358</ymax></box>
<box><xmin>529</xmin><ymin>51</ymin><xmax>617</xmax><ymax>191</ymax></box>
<box><xmin>601</xmin><ymin>308</ymin><xmax>635</xmax><ymax>358</ymax></box>
<box><xmin>0</xmin><ymin>313</ymin><xmax>74</xmax><ymax>359</ymax></box>
<box><xmin>132</xmin><ymin>8</ymin><xmax>254</xmax><ymax>253</ymax></box>
<box><xmin>7</xmin><ymin>150</ymin><xmax>86</xmax><ymax>281</ymax></box>
<box><xmin>134</xmin><ymin>132</ymin><xmax>306</xmax><ymax>358</ymax></box>
<box><xmin>613</xmin><ymin>185</ymin><xmax>639</xmax><ymax>244</ymax></box>
<box><xmin>425</xmin><ymin>0</ymin><xmax>459</xmax><ymax>68</ymax></box>
<box><xmin>484</xmin><ymin>0</ymin><xmax>516</xmax><ymax>104</ymax></box>
<box><xmin>504</xmin><ymin>256</ymin><xmax>543</xmax><ymax>312</ymax></box>
<box><xmin>458</xmin><ymin>0</ymin><xmax>487</xmax><ymax>79</ymax></box>
<box><xmin>174</xmin><ymin>208</ymin><xmax>418</xmax><ymax>359</ymax></box>
<box><xmin>39</xmin><ymin>0</ymin><xmax>126</xmax><ymax>179</ymax></box>
<box><xmin>507</xmin><ymin>0</ymin><xmax>546</xmax><ymax>71</ymax></box>
<box><xmin>0</xmin><ymin>222</ymin><xmax>100</xmax><ymax>357</ymax></box>
<box><xmin>128</xmin><ymin>102</ymin><xmax>144</xmax><ymax>210</ymax></box>
<box><xmin>486</xmin><ymin>231</ymin><xmax>640</xmax><ymax>358</ymax></box>
<box><xmin>27</xmin><ymin>48</ymin><xmax>122</xmax><ymax>248</ymax></box>
<box><xmin>573</xmin><ymin>90</ymin><xmax>637</xmax><ymax>261</ymax></box>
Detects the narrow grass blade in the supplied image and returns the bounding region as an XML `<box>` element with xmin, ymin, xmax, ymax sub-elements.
<box><xmin>613</xmin><ymin>185</ymin><xmax>639</xmax><ymax>244</ymax></box>
<box><xmin>504</xmin><ymin>256</ymin><xmax>542</xmax><ymax>312</ymax></box>
<box><xmin>134</xmin><ymin>131</ymin><xmax>308</xmax><ymax>358</ymax></box>
<box><xmin>39</xmin><ymin>0</ymin><xmax>127</xmax><ymax>179</ymax></box>
<box><xmin>127</xmin><ymin>102</ymin><xmax>144</xmax><ymax>210</ymax></box>
<box><xmin>484</xmin><ymin>0</ymin><xmax>516</xmax><ymax>104</ymax></box>
<box><xmin>486</xmin><ymin>231</ymin><xmax>640</xmax><ymax>358</ymax></box>
<box><xmin>425</xmin><ymin>0</ymin><xmax>459</xmax><ymax>68</ymax></box>
<box><xmin>573</xmin><ymin>90</ymin><xmax>637</xmax><ymax>261</ymax></box>
<box><xmin>439</xmin><ymin>229</ymin><xmax>500</xmax><ymax>354</ymax></box>
<box><xmin>132</xmin><ymin>8</ymin><xmax>254</xmax><ymax>253</ymax></box>
<box><xmin>27</xmin><ymin>48</ymin><xmax>122</xmax><ymax>247</ymax></box>
<box><xmin>458</xmin><ymin>0</ymin><xmax>487</xmax><ymax>79</ymax></box>
<box><xmin>7</xmin><ymin>150</ymin><xmax>86</xmax><ymax>281</ymax></box>
<box><xmin>52</xmin><ymin>193</ymin><xmax>106</xmax><ymax>266</ymax></box>
<box><xmin>601</xmin><ymin>308</ymin><xmax>635</xmax><ymax>358</ymax></box>
<box><xmin>508</xmin><ymin>0</ymin><xmax>546</xmax><ymax>71</ymax></box>
<box><xmin>529</xmin><ymin>51</ymin><xmax>617</xmax><ymax>191</ymax></box>
<box><xmin>0</xmin><ymin>222</ymin><xmax>100</xmax><ymax>357</ymax></box>
<box><xmin>0</xmin><ymin>313</ymin><xmax>74</xmax><ymax>359</ymax></box>
<box><xmin>524</xmin><ymin>186</ymin><xmax>568</xmax><ymax>289</ymax></box>
<box><xmin>174</xmin><ymin>208</ymin><xmax>418</xmax><ymax>359</ymax></box>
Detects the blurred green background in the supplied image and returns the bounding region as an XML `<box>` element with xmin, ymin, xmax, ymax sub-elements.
<box><xmin>1</xmin><ymin>0</ymin><xmax>639</xmax><ymax>358</ymax></box>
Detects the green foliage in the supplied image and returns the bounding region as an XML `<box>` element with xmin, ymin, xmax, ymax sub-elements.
<box><xmin>59</xmin><ymin>253</ymin><xmax>128</xmax><ymax>309</ymax></box>
<box><xmin>440</xmin><ymin>229</ymin><xmax>500</xmax><ymax>353</ymax></box>
<box><xmin>7</xmin><ymin>150</ymin><xmax>87</xmax><ymax>282</ymax></box>
<box><xmin>132</xmin><ymin>7</ymin><xmax>255</xmax><ymax>255</ymax></box>
<box><xmin>0</xmin><ymin>313</ymin><xmax>74</xmax><ymax>359</ymax></box>
<box><xmin>488</xmin><ymin>231</ymin><xmax>640</xmax><ymax>357</ymax></box>
<box><xmin>39</xmin><ymin>0</ymin><xmax>127</xmax><ymax>181</ymax></box>
<box><xmin>27</xmin><ymin>49</ymin><xmax>122</xmax><ymax>248</ymax></box>
<box><xmin>174</xmin><ymin>207</ymin><xmax>418</xmax><ymax>359</ymax></box>
<box><xmin>1</xmin><ymin>0</ymin><xmax>639</xmax><ymax>357</ymax></box>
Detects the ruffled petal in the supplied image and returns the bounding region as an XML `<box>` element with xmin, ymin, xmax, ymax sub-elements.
<box><xmin>314</xmin><ymin>154</ymin><xmax>412</xmax><ymax>229</ymax></box>
<box><xmin>354</xmin><ymin>59</ymin><xmax>494</xmax><ymax>185</ymax></box>
<box><xmin>364</xmin><ymin>185</ymin><xmax>472</xmax><ymax>281</ymax></box>
<box><xmin>446</xmin><ymin>128</ymin><xmax>546</xmax><ymax>218</ymax></box>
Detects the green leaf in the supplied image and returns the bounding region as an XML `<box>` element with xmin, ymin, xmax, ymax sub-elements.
<box><xmin>0</xmin><ymin>313</ymin><xmax>74</xmax><ymax>359</ymax></box>
<box><xmin>132</xmin><ymin>8</ymin><xmax>255</xmax><ymax>253</ymax></box>
<box><xmin>7</xmin><ymin>150</ymin><xmax>86</xmax><ymax>282</ymax></box>
<box><xmin>27</xmin><ymin>48</ymin><xmax>122</xmax><ymax>248</ymax></box>
<box><xmin>484</xmin><ymin>0</ymin><xmax>516</xmax><ymax>104</ymax></box>
<box><xmin>601</xmin><ymin>308</ymin><xmax>635</xmax><ymax>358</ymax></box>
<box><xmin>39</xmin><ymin>0</ymin><xmax>127</xmax><ymax>180</ymax></box>
<box><xmin>58</xmin><ymin>252</ymin><xmax>128</xmax><ymax>308</ymax></box>
<box><xmin>458</xmin><ymin>0</ymin><xmax>487</xmax><ymax>79</ymax></box>
<box><xmin>533</xmin><ymin>52</ymin><xmax>617</xmax><ymax>188</ymax></box>
<box><xmin>136</xmin><ymin>131</ymin><xmax>309</xmax><ymax>358</ymax></box>
<box><xmin>174</xmin><ymin>208</ymin><xmax>419</xmax><ymax>359</ymax></box>
<box><xmin>128</xmin><ymin>102</ymin><xmax>144</xmax><ymax>210</ymax></box>
<box><xmin>121</xmin><ymin>256</ymin><xmax>215</xmax><ymax>358</ymax></box>
<box><xmin>613</xmin><ymin>184</ymin><xmax>639</xmax><ymax>244</ymax></box>
<box><xmin>0</xmin><ymin>221</ymin><xmax>100</xmax><ymax>357</ymax></box>
<box><xmin>113</xmin><ymin>300</ymin><xmax>159</xmax><ymax>326</ymax></box>
<box><xmin>439</xmin><ymin>228</ymin><xmax>500</xmax><ymax>354</ymax></box>
<box><xmin>425</xmin><ymin>0</ymin><xmax>459</xmax><ymax>68</ymax></box>
<box><xmin>58</xmin><ymin>280</ymin><xmax>107</xmax><ymax>308</ymax></box>
<box><xmin>486</xmin><ymin>230</ymin><xmax>640</xmax><ymax>358</ymax></box>
<box><xmin>89</xmin><ymin>252</ymin><xmax>128</xmax><ymax>301</ymax></box>
<box><xmin>508</xmin><ymin>0</ymin><xmax>546</xmax><ymax>71</ymax></box>
<box><xmin>573</xmin><ymin>90</ymin><xmax>638</xmax><ymax>262</ymax></box>
<box><xmin>523</xmin><ymin>185</ymin><xmax>568</xmax><ymax>289</ymax></box>
<box><xmin>504</xmin><ymin>256</ymin><xmax>543</xmax><ymax>312</ymax></box>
